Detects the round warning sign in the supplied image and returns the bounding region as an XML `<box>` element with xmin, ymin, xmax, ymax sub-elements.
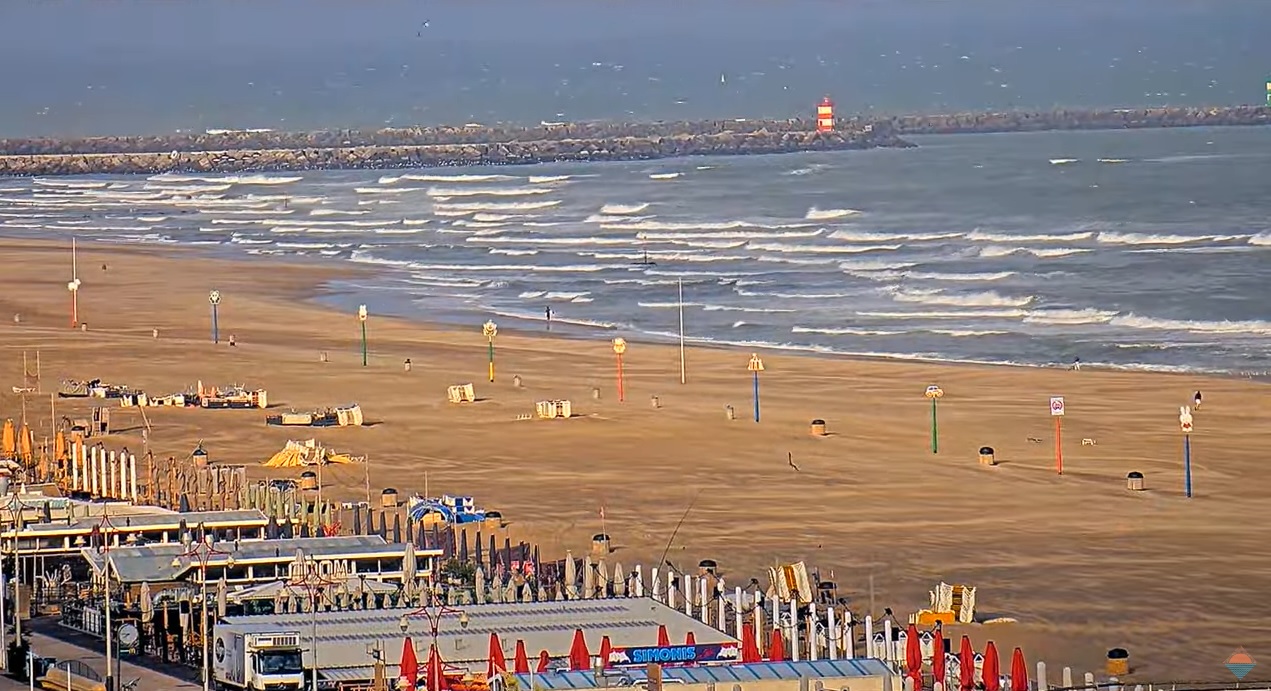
<box><xmin>1050</xmin><ymin>396</ymin><xmax>1066</xmax><ymax>416</ymax></box>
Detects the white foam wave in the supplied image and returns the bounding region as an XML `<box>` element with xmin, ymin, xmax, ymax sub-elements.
<box><xmin>805</xmin><ymin>207</ymin><xmax>861</xmax><ymax>220</ymax></box>
<box><xmin>426</xmin><ymin>186</ymin><xmax>550</xmax><ymax>198</ymax></box>
<box><xmin>1111</xmin><ymin>313</ymin><xmax>1271</xmax><ymax>336</ymax></box>
<box><xmin>311</xmin><ymin>208</ymin><xmax>368</xmax><ymax>217</ymax></box>
<box><xmin>1023</xmin><ymin>308</ymin><xmax>1118</xmax><ymax>325</ymax></box>
<box><xmin>1097</xmin><ymin>158</ymin><xmax>1128</xmax><ymax>164</ymax></box>
<box><xmin>1250</xmin><ymin>233</ymin><xmax>1271</xmax><ymax>247</ymax></box>
<box><xmin>489</xmin><ymin>248</ymin><xmax>540</xmax><ymax>256</ymax></box>
<box><xmin>529</xmin><ymin>175</ymin><xmax>572</xmax><ymax>184</ymax></box>
<box><xmin>136</xmin><ymin>216</ymin><xmax>169</xmax><ymax>223</ymax></box>
<box><xmin>149</xmin><ymin>173</ymin><xmax>302</xmax><ymax>185</ymax></box>
<box><xmin>978</xmin><ymin>246</ymin><xmax>1090</xmax><ymax>258</ymax></box>
<box><xmin>857</xmin><ymin>309</ymin><xmax>1028</xmax><ymax>319</ymax></box>
<box><xmin>749</xmin><ymin>241</ymin><xmax>899</xmax><ymax>254</ymax></box>
<box><xmin>599</xmin><ymin>203</ymin><xmax>650</xmax><ymax>215</ymax></box>
<box><xmin>837</xmin><ymin>259</ymin><xmax>918</xmax><ymax>271</ymax></box>
<box><xmin>1049</xmin><ymin>158</ymin><xmax>1079</xmax><ymax>165</ymax></box>
<box><xmin>965</xmin><ymin>230</ymin><xmax>1094</xmax><ymax>243</ymax></box>
<box><xmin>433</xmin><ymin>200</ymin><xmax>561</xmax><ymax>212</ymax></box>
<box><xmin>33</xmin><ymin>179</ymin><xmax>108</xmax><ymax>189</ymax></box>
<box><xmin>793</xmin><ymin>326</ymin><xmax>905</xmax><ymax>336</ymax></box>
<box><xmin>827</xmin><ymin>229</ymin><xmax>962</xmax><ymax>242</ymax></box>
<box><xmin>1096</xmin><ymin>232</ymin><xmax>1218</xmax><ymax>245</ymax></box>
<box><xmin>144</xmin><ymin>183</ymin><xmax>234</xmax><ymax>194</ymax></box>
<box><xmin>890</xmin><ymin>288</ymin><xmax>1033</xmax><ymax>308</ymax></box>
<box><xmin>702</xmin><ymin>304</ymin><xmax>796</xmax><ymax>313</ymax></box>
<box><xmin>649</xmin><ymin>173</ymin><xmax>681</xmax><ymax>180</ymax></box>
<box><xmin>402</xmin><ymin>173</ymin><xmax>518</xmax><ymax>183</ymax></box>
<box><xmin>356</xmin><ymin>187</ymin><xmax>426</xmax><ymax>195</ymax></box>
<box><xmin>466</xmin><ymin>235</ymin><xmax>628</xmax><ymax>246</ymax></box>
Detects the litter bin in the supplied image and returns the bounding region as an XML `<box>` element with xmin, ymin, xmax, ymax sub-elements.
<box><xmin>810</xmin><ymin>419</ymin><xmax>827</xmax><ymax>436</ymax></box>
<box><xmin>1106</xmin><ymin>648</ymin><xmax>1129</xmax><ymax>676</ymax></box>
<box><xmin>381</xmin><ymin>487</ymin><xmax>399</xmax><ymax>508</ymax></box>
<box><xmin>299</xmin><ymin>471</ymin><xmax>318</xmax><ymax>491</ymax></box>
<box><xmin>978</xmin><ymin>446</ymin><xmax>996</xmax><ymax>466</ymax></box>
<box><xmin>1126</xmin><ymin>472</ymin><xmax>1145</xmax><ymax>491</ymax></box>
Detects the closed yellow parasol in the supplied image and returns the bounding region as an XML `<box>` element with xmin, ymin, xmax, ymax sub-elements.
<box><xmin>18</xmin><ymin>424</ymin><xmax>33</xmax><ymax>463</ymax></box>
<box><xmin>1</xmin><ymin>420</ymin><xmax>14</xmax><ymax>458</ymax></box>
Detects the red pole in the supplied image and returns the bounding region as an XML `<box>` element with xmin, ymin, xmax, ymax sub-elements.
<box><xmin>616</xmin><ymin>353</ymin><xmax>625</xmax><ymax>402</ymax></box>
<box><xmin>1055</xmin><ymin>417</ymin><xmax>1063</xmax><ymax>475</ymax></box>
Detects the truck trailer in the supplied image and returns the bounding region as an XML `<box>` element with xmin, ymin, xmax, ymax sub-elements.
<box><xmin>211</xmin><ymin>625</ymin><xmax>306</xmax><ymax>691</ymax></box>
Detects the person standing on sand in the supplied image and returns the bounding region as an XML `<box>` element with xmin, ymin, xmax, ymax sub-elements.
<box><xmin>1194</xmin><ymin>390</ymin><xmax>1202</xmax><ymax>409</ymax></box>
<box><xmin>545</xmin><ymin>305</ymin><xmax>552</xmax><ymax>331</ymax></box>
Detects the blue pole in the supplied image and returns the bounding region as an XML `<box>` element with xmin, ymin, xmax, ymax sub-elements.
<box><xmin>1184</xmin><ymin>433</ymin><xmax>1192</xmax><ymax>498</ymax></box>
<box><xmin>753</xmin><ymin>370</ymin><xmax>760</xmax><ymax>423</ymax></box>
<box><xmin>212</xmin><ymin>304</ymin><xmax>219</xmax><ymax>344</ymax></box>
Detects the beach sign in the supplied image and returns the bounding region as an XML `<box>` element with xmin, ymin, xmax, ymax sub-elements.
<box><xmin>926</xmin><ymin>385</ymin><xmax>944</xmax><ymax>454</ymax></box>
<box><xmin>1049</xmin><ymin>396</ymin><xmax>1065</xmax><ymax>416</ymax></box>
<box><xmin>1179</xmin><ymin>405</ymin><xmax>1193</xmax><ymax>433</ymax></box>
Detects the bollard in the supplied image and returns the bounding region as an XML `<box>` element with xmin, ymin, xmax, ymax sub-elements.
<box><xmin>592</xmin><ymin>387</ymin><xmax>601</xmax><ymax>400</ymax></box>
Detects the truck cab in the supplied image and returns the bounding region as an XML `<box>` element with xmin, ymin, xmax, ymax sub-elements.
<box><xmin>213</xmin><ymin>626</ymin><xmax>305</xmax><ymax>691</ymax></box>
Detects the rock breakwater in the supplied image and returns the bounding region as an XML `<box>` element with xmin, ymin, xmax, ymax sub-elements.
<box><xmin>1</xmin><ymin>105</ymin><xmax>1267</xmax><ymax>177</ymax></box>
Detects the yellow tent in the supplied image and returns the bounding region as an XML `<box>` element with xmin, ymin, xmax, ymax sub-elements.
<box><xmin>263</xmin><ymin>440</ymin><xmax>357</xmax><ymax>468</ymax></box>
<box><xmin>1</xmin><ymin>420</ymin><xmax>13</xmax><ymax>458</ymax></box>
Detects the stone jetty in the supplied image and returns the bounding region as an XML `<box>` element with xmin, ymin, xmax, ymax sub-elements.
<box><xmin>1</xmin><ymin>105</ymin><xmax>1267</xmax><ymax>177</ymax></box>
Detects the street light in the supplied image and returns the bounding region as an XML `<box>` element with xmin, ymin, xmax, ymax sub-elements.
<box><xmin>92</xmin><ymin>508</ymin><xmax>118</xmax><ymax>691</ymax></box>
<box><xmin>358</xmin><ymin>305</ymin><xmax>369</xmax><ymax>367</ymax></box>
<box><xmin>482</xmin><ymin>320</ymin><xmax>498</xmax><ymax>383</ymax></box>
<box><xmin>172</xmin><ymin>526</ymin><xmax>235</xmax><ymax>691</ymax></box>
<box><xmin>284</xmin><ymin>552</ymin><xmax>336</xmax><ymax>691</ymax></box>
<box><xmin>612</xmin><ymin>338</ymin><xmax>627</xmax><ymax>403</ymax></box>
<box><xmin>67</xmin><ymin>279</ymin><xmax>81</xmax><ymax>330</ymax></box>
<box><xmin>209</xmin><ymin>291</ymin><xmax>221</xmax><ymax>344</ymax></box>
<box><xmin>398</xmin><ymin>603</ymin><xmax>470</xmax><ymax>691</ymax></box>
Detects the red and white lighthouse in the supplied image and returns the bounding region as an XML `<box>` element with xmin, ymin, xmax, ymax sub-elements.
<box><xmin>816</xmin><ymin>96</ymin><xmax>835</xmax><ymax>132</ymax></box>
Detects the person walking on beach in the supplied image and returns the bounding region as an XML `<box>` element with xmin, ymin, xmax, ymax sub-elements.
<box><xmin>1070</xmin><ymin>356</ymin><xmax>1082</xmax><ymax>371</ymax></box>
<box><xmin>1193</xmin><ymin>390</ymin><xmax>1202</xmax><ymax>409</ymax></box>
<box><xmin>545</xmin><ymin>305</ymin><xmax>552</xmax><ymax>331</ymax></box>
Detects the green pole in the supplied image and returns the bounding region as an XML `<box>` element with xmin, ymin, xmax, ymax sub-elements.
<box><xmin>930</xmin><ymin>397</ymin><xmax>939</xmax><ymax>454</ymax></box>
<box><xmin>361</xmin><ymin>321</ymin><xmax>367</xmax><ymax>367</ymax></box>
<box><xmin>487</xmin><ymin>339</ymin><xmax>495</xmax><ymax>382</ymax></box>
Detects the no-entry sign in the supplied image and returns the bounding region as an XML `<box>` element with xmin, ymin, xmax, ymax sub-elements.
<box><xmin>1050</xmin><ymin>396</ymin><xmax>1066</xmax><ymax>416</ymax></box>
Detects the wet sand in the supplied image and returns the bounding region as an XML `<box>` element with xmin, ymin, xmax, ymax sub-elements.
<box><xmin>1</xmin><ymin>239</ymin><xmax>1267</xmax><ymax>682</ymax></box>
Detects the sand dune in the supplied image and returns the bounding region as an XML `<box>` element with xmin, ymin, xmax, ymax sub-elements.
<box><xmin>0</xmin><ymin>239</ymin><xmax>1267</xmax><ymax>682</ymax></box>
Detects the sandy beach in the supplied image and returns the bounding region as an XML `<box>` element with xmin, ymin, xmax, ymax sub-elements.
<box><xmin>1</xmin><ymin>239</ymin><xmax>1267</xmax><ymax>682</ymax></box>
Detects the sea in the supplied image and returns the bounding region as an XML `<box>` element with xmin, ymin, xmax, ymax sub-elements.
<box><xmin>3</xmin><ymin>0</ymin><xmax>1271</xmax><ymax>376</ymax></box>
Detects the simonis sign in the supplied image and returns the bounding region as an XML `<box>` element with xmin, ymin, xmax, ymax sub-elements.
<box><xmin>608</xmin><ymin>643</ymin><xmax>740</xmax><ymax>666</ymax></box>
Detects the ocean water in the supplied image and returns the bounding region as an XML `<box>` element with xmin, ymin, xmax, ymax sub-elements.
<box><xmin>3</xmin><ymin>125</ymin><xmax>1270</xmax><ymax>375</ymax></box>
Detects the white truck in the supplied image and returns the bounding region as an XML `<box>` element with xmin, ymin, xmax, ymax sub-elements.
<box><xmin>211</xmin><ymin>625</ymin><xmax>306</xmax><ymax>691</ymax></box>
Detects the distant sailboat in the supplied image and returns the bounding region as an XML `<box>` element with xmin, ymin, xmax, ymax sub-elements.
<box><xmin>632</xmin><ymin>249</ymin><xmax>657</xmax><ymax>267</ymax></box>
<box><xmin>720</xmin><ymin>73</ymin><xmax>726</xmax><ymax>85</ymax></box>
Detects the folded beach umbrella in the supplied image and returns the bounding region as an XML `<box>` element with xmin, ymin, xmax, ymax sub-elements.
<box><xmin>488</xmin><ymin>632</ymin><xmax>507</xmax><ymax>677</ymax></box>
<box><xmin>568</xmin><ymin>629</ymin><xmax>590</xmax><ymax>671</ymax></box>
<box><xmin>685</xmin><ymin>631</ymin><xmax>696</xmax><ymax>647</ymax></box>
<box><xmin>768</xmin><ymin>628</ymin><xmax>785</xmax><ymax>662</ymax></box>
<box><xmin>425</xmin><ymin>643</ymin><xmax>448</xmax><ymax>691</ymax></box>
<box><xmin>55</xmin><ymin>431</ymin><xmax>66</xmax><ymax>460</ymax></box>
<box><xmin>958</xmin><ymin>637</ymin><xmax>975</xmax><ymax>691</ymax></box>
<box><xmin>905</xmin><ymin>624</ymin><xmax>923</xmax><ymax>690</ymax></box>
<box><xmin>399</xmin><ymin>637</ymin><xmax>419</xmax><ymax>687</ymax></box>
<box><xmin>982</xmin><ymin>642</ymin><xmax>1001</xmax><ymax>691</ymax></box>
<box><xmin>536</xmin><ymin>650</ymin><xmax>551</xmax><ymax>673</ymax></box>
<box><xmin>514</xmin><ymin>640</ymin><xmax>531</xmax><ymax>674</ymax></box>
<box><xmin>932</xmin><ymin>629</ymin><xmax>946</xmax><ymax>689</ymax></box>
<box><xmin>18</xmin><ymin>424</ymin><xmax>32</xmax><ymax>462</ymax></box>
<box><xmin>740</xmin><ymin>624</ymin><xmax>761</xmax><ymax>663</ymax></box>
<box><xmin>1009</xmin><ymin>647</ymin><xmax>1029</xmax><ymax>691</ymax></box>
<box><xmin>1</xmin><ymin>420</ymin><xmax>14</xmax><ymax>457</ymax></box>
<box><xmin>657</xmin><ymin>624</ymin><xmax>670</xmax><ymax>647</ymax></box>
<box><xmin>599</xmin><ymin>636</ymin><xmax>613</xmax><ymax>670</ymax></box>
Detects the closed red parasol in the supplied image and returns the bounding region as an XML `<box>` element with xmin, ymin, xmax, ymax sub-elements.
<box><xmin>958</xmin><ymin>637</ymin><xmax>975</xmax><ymax>691</ymax></box>
<box><xmin>768</xmin><ymin>628</ymin><xmax>785</xmax><ymax>662</ymax></box>
<box><xmin>740</xmin><ymin>624</ymin><xmax>761</xmax><ymax>663</ymax></box>
<box><xmin>657</xmin><ymin>624</ymin><xmax>671</xmax><ymax>647</ymax></box>
<box><xmin>983</xmin><ymin>642</ymin><xmax>1001</xmax><ymax>691</ymax></box>
<box><xmin>568</xmin><ymin>629</ymin><xmax>591</xmax><ymax>672</ymax></box>
<box><xmin>1009</xmin><ymin>647</ymin><xmax>1029</xmax><ymax>691</ymax></box>
<box><xmin>905</xmin><ymin>624</ymin><xmax>923</xmax><ymax>690</ymax></box>
<box><xmin>514</xmin><ymin>640</ymin><xmax>531</xmax><ymax>674</ymax></box>
<box><xmin>426</xmin><ymin>643</ymin><xmax>449</xmax><ymax>691</ymax></box>
<box><xmin>685</xmin><ymin>632</ymin><xmax>696</xmax><ymax>647</ymax></box>
<box><xmin>537</xmin><ymin>650</ymin><xmax>551</xmax><ymax>673</ymax></box>
<box><xmin>488</xmin><ymin>632</ymin><xmax>508</xmax><ymax>677</ymax></box>
<box><xmin>599</xmin><ymin>636</ymin><xmax>613</xmax><ymax>670</ymax></box>
<box><xmin>932</xmin><ymin>629</ymin><xmax>946</xmax><ymax>690</ymax></box>
<box><xmin>399</xmin><ymin>637</ymin><xmax>419</xmax><ymax>687</ymax></box>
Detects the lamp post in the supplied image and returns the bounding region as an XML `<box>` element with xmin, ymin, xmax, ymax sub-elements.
<box><xmin>285</xmin><ymin>552</ymin><xmax>336</xmax><ymax>691</ymax></box>
<box><xmin>172</xmin><ymin>525</ymin><xmax>235</xmax><ymax>691</ymax></box>
<box><xmin>209</xmin><ymin>291</ymin><xmax>221</xmax><ymax>344</ymax></box>
<box><xmin>924</xmin><ymin>385</ymin><xmax>944</xmax><ymax>454</ymax></box>
<box><xmin>91</xmin><ymin>508</ymin><xmax>118</xmax><ymax>691</ymax></box>
<box><xmin>1180</xmin><ymin>405</ymin><xmax>1194</xmax><ymax>498</ymax></box>
<box><xmin>358</xmin><ymin>305</ymin><xmax>369</xmax><ymax>367</ymax></box>
<box><xmin>612</xmin><ymin>338</ymin><xmax>627</xmax><ymax>402</ymax></box>
<box><xmin>482</xmin><ymin>320</ymin><xmax>498</xmax><ymax>383</ymax></box>
<box><xmin>68</xmin><ymin>237</ymin><xmax>80</xmax><ymax>329</ymax></box>
<box><xmin>398</xmin><ymin>603</ymin><xmax>470</xmax><ymax>691</ymax></box>
<box><xmin>747</xmin><ymin>354</ymin><xmax>764</xmax><ymax>423</ymax></box>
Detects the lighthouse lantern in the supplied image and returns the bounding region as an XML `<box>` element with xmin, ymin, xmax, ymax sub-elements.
<box><xmin>816</xmin><ymin>96</ymin><xmax>835</xmax><ymax>132</ymax></box>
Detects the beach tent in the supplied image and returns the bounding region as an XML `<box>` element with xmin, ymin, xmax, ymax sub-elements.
<box><xmin>262</xmin><ymin>440</ymin><xmax>357</xmax><ymax>468</ymax></box>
